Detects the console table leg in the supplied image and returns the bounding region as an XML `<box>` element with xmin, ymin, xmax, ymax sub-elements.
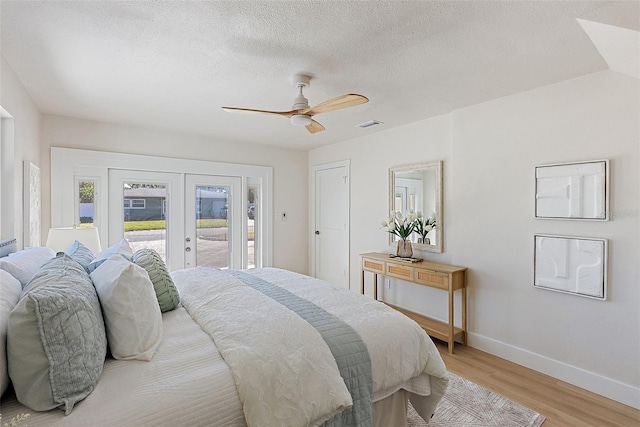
<box><xmin>462</xmin><ymin>285</ymin><xmax>467</xmax><ymax>346</ymax></box>
<box><xmin>373</xmin><ymin>274</ymin><xmax>378</xmax><ymax>301</ymax></box>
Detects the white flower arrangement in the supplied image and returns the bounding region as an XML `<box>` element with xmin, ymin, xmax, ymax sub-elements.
<box><xmin>382</xmin><ymin>210</ymin><xmax>436</xmax><ymax>242</ymax></box>
<box><xmin>414</xmin><ymin>211</ymin><xmax>437</xmax><ymax>241</ymax></box>
<box><xmin>381</xmin><ymin>210</ymin><xmax>418</xmax><ymax>241</ymax></box>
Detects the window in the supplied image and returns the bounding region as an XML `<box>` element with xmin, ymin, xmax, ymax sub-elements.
<box><xmin>124</xmin><ymin>199</ymin><xmax>146</xmax><ymax>209</ymax></box>
<box><xmin>78</xmin><ymin>180</ymin><xmax>96</xmax><ymax>226</ymax></box>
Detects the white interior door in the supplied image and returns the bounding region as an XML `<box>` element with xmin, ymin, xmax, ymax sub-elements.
<box><xmin>313</xmin><ymin>161</ymin><xmax>350</xmax><ymax>289</ymax></box>
<box><xmin>108</xmin><ymin>169</ymin><xmax>183</xmax><ymax>271</ymax></box>
<box><xmin>184</xmin><ymin>174</ymin><xmax>242</xmax><ymax>269</ymax></box>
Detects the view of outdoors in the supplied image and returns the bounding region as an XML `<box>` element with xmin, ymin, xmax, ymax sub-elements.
<box><xmin>78</xmin><ymin>180</ymin><xmax>95</xmax><ymax>227</ymax></box>
<box><xmin>122</xmin><ymin>182</ymin><xmax>168</xmax><ymax>261</ymax></box>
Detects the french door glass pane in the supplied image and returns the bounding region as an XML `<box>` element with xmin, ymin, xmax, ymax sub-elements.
<box><xmin>247</xmin><ymin>185</ymin><xmax>257</xmax><ymax>269</ymax></box>
<box><xmin>78</xmin><ymin>180</ymin><xmax>96</xmax><ymax>227</ymax></box>
<box><xmin>195</xmin><ymin>186</ymin><xmax>230</xmax><ymax>268</ymax></box>
<box><xmin>123</xmin><ymin>182</ymin><xmax>167</xmax><ymax>262</ymax></box>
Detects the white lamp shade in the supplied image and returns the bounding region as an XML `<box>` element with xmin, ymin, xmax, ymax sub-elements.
<box><xmin>46</xmin><ymin>227</ymin><xmax>102</xmax><ymax>256</ymax></box>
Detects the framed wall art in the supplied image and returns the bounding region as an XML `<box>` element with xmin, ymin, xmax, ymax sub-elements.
<box><xmin>534</xmin><ymin>234</ymin><xmax>607</xmax><ymax>300</ymax></box>
<box><xmin>535</xmin><ymin>159</ymin><xmax>608</xmax><ymax>220</ymax></box>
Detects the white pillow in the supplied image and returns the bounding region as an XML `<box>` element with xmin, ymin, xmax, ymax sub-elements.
<box><xmin>1</xmin><ymin>270</ymin><xmax>22</xmax><ymax>396</ymax></box>
<box><xmin>88</xmin><ymin>239</ymin><xmax>133</xmax><ymax>273</ymax></box>
<box><xmin>90</xmin><ymin>255</ymin><xmax>162</xmax><ymax>361</ymax></box>
<box><xmin>0</xmin><ymin>247</ymin><xmax>56</xmax><ymax>287</ymax></box>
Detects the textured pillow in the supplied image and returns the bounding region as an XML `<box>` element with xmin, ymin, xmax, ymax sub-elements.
<box><xmin>65</xmin><ymin>240</ymin><xmax>96</xmax><ymax>273</ymax></box>
<box><xmin>0</xmin><ymin>270</ymin><xmax>22</xmax><ymax>397</ymax></box>
<box><xmin>90</xmin><ymin>255</ymin><xmax>163</xmax><ymax>361</ymax></box>
<box><xmin>0</xmin><ymin>246</ymin><xmax>56</xmax><ymax>288</ymax></box>
<box><xmin>7</xmin><ymin>253</ymin><xmax>107</xmax><ymax>414</ymax></box>
<box><xmin>88</xmin><ymin>239</ymin><xmax>133</xmax><ymax>273</ymax></box>
<box><xmin>132</xmin><ymin>249</ymin><xmax>180</xmax><ymax>312</ymax></box>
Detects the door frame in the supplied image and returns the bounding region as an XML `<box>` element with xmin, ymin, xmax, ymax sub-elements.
<box><xmin>310</xmin><ymin>159</ymin><xmax>350</xmax><ymax>288</ymax></box>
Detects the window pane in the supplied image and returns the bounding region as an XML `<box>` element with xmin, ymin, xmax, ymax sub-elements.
<box><xmin>247</xmin><ymin>185</ymin><xmax>257</xmax><ymax>269</ymax></box>
<box><xmin>131</xmin><ymin>199</ymin><xmax>145</xmax><ymax>209</ymax></box>
<box><xmin>123</xmin><ymin>183</ymin><xmax>167</xmax><ymax>262</ymax></box>
<box><xmin>195</xmin><ymin>186</ymin><xmax>229</xmax><ymax>268</ymax></box>
<box><xmin>78</xmin><ymin>180</ymin><xmax>95</xmax><ymax>227</ymax></box>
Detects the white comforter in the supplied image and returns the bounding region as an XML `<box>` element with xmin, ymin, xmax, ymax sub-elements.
<box><xmin>173</xmin><ymin>267</ymin><xmax>448</xmax><ymax>426</ymax></box>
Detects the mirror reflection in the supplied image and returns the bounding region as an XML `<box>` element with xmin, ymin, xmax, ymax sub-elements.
<box><xmin>389</xmin><ymin>161</ymin><xmax>443</xmax><ymax>253</ymax></box>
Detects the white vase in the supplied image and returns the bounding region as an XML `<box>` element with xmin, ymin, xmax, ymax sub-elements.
<box><xmin>396</xmin><ymin>240</ymin><xmax>413</xmax><ymax>258</ymax></box>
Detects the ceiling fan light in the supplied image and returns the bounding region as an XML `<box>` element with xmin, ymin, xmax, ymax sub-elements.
<box><xmin>291</xmin><ymin>114</ymin><xmax>312</xmax><ymax>126</ymax></box>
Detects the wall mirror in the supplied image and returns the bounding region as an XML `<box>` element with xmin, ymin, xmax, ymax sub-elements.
<box><xmin>389</xmin><ymin>160</ymin><xmax>443</xmax><ymax>253</ymax></box>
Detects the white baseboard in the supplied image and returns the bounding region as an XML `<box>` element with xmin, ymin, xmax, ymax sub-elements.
<box><xmin>467</xmin><ymin>332</ymin><xmax>640</xmax><ymax>410</ymax></box>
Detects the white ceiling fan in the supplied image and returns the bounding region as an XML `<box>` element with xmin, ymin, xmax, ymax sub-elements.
<box><xmin>222</xmin><ymin>74</ymin><xmax>369</xmax><ymax>134</ymax></box>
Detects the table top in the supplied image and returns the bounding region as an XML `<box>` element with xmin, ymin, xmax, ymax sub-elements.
<box><xmin>360</xmin><ymin>252</ymin><xmax>467</xmax><ymax>273</ymax></box>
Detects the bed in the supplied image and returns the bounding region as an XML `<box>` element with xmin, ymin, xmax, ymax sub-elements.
<box><xmin>0</xmin><ymin>237</ymin><xmax>448</xmax><ymax>426</ymax></box>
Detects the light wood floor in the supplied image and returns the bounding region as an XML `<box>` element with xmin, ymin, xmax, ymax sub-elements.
<box><xmin>435</xmin><ymin>341</ymin><xmax>639</xmax><ymax>426</ymax></box>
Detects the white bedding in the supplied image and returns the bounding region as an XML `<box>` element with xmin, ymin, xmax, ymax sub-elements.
<box><xmin>1</xmin><ymin>266</ymin><xmax>448</xmax><ymax>427</ymax></box>
<box><xmin>0</xmin><ymin>307</ymin><xmax>245</xmax><ymax>426</ymax></box>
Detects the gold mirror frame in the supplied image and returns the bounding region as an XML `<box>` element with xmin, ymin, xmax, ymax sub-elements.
<box><xmin>389</xmin><ymin>160</ymin><xmax>443</xmax><ymax>253</ymax></box>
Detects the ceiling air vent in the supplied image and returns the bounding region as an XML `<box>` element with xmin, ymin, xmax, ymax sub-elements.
<box><xmin>357</xmin><ymin>120</ymin><xmax>383</xmax><ymax>129</ymax></box>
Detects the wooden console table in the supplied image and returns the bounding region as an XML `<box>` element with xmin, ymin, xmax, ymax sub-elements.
<box><xmin>360</xmin><ymin>252</ymin><xmax>467</xmax><ymax>353</ymax></box>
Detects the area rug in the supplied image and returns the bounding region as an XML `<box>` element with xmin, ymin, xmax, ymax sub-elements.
<box><xmin>407</xmin><ymin>372</ymin><xmax>546</xmax><ymax>426</ymax></box>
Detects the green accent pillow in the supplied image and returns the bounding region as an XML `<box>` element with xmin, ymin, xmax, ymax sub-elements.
<box><xmin>132</xmin><ymin>249</ymin><xmax>180</xmax><ymax>312</ymax></box>
<box><xmin>7</xmin><ymin>253</ymin><xmax>107</xmax><ymax>414</ymax></box>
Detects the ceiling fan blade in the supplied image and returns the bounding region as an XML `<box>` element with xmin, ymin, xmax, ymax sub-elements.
<box><xmin>306</xmin><ymin>119</ymin><xmax>325</xmax><ymax>134</ymax></box>
<box><xmin>303</xmin><ymin>94</ymin><xmax>369</xmax><ymax>116</ymax></box>
<box><xmin>222</xmin><ymin>106</ymin><xmax>295</xmax><ymax>118</ymax></box>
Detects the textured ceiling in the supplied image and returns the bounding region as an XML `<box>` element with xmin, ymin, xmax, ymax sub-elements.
<box><xmin>1</xmin><ymin>1</ymin><xmax>638</xmax><ymax>150</ymax></box>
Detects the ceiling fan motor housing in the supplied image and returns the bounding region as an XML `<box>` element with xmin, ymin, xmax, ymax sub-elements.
<box><xmin>291</xmin><ymin>74</ymin><xmax>311</xmax><ymax>110</ymax></box>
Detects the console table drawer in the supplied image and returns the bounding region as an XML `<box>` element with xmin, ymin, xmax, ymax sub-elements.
<box><xmin>415</xmin><ymin>269</ymin><xmax>449</xmax><ymax>290</ymax></box>
<box><xmin>386</xmin><ymin>263</ymin><xmax>414</xmax><ymax>281</ymax></box>
<box><xmin>362</xmin><ymin>258</ymin><xmax>385</xmax><ymax>273</ymax></box>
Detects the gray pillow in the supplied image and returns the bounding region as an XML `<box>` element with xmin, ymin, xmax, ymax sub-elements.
<box><xmin>65</xmin><ymin>240</ymin><xmax>96</xmax><ymax>273</ymax></box>
<box><xmin>132</xmin><ymin>248</ymin><xmax>180</xmax><ymax>312</ymax></box>
<box><xmin>7</xmin><ymin>253</ymin><xmax>107</xmax><ymax>414</ymax></box>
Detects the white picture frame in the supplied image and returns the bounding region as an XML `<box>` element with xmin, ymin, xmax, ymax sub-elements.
<box><xmin>23</xmin><ymin>161</ymin><xmax>41</xmax><ymax>247</ymax></box>
<box><xmin>534</xmin><ymin>234</ymin><xmax>607</xmax><ymax>300</ymax></box>
<box><xmin>535</xmin><ymin>159</ymin><xmax>609</xmax><ymax>220</ymax></box>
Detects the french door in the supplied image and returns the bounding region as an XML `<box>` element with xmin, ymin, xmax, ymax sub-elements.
<box><xmin>184</xmin><ymin>174</ymin><xmax>242</xmax><ymax>269</ymax></box>
<box><xmin>108</xmin><ymin>169</ymin><xmax>184</xmax><ymax>271</ymax></box>
<box><xmin>108</xmin><ymin>170</ymin><xmax>244</xmax><ymax>271</ymax></box>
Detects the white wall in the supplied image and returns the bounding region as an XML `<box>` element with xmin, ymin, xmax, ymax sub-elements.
<box><xmin>0</xmin><ymin>57</ymin><xmax>41</xmax><ymax>247</ymax></box>
<box><xmin>40</xmin><ymin>115</ymin><xmax>309</xmax><ymax>273</ymax></box>
<box><xmin>309</xmin><ymin>70</ymin><xmax>639</xmax><ymax>408</ymax></box>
